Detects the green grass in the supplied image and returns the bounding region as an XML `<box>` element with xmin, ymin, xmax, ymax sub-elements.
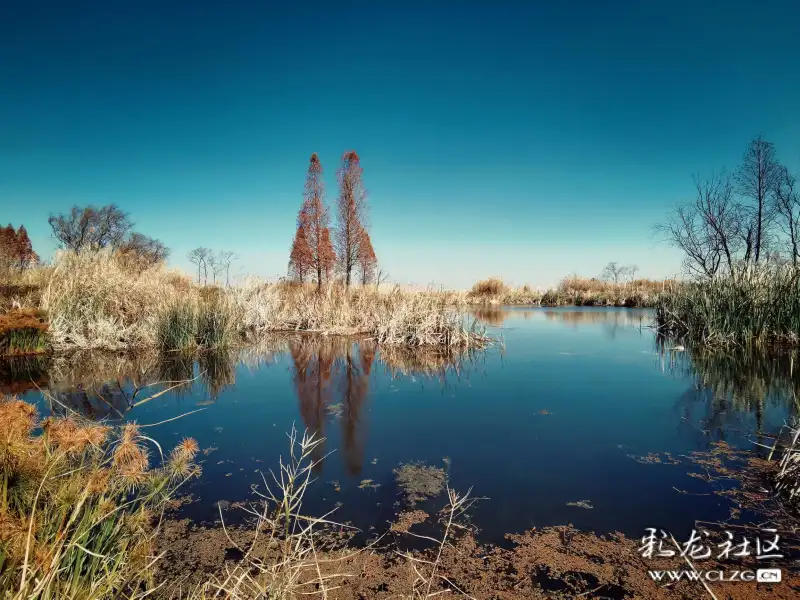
<box><xmin>155</xmin><ymin>302</ymin><xmax>197</xmax><ymax>352</ymax></box>
<box><xmin>0</xmin><ymin>310</ymin><xmax>49</xmax><ymax>356</ymax></box>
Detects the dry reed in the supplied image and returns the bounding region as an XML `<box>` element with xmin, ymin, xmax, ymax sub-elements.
<box><xmin>28</xmin><ymin>252</ymin><xmax>488</xmax><ymax>351</ymax></box>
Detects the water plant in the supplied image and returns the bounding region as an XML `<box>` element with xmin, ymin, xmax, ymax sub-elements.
<box><xmin>0</xmin><ymin>309</ymin><xmax>49</xmax><ymax>356</ymax></box>
<box><xmin>0</xmin><ymin>395</ymin><xmax>200</xmax><ymax>599</ymax></box>
<box><xmin>155</xmin><ymin>301</ymin><xmax>197</xmax><ymax>352</ymax></box>
<box><xmin>656</xmin><ymin>264</ymin><xmax>800</xmax><ymax>346</ymax></box>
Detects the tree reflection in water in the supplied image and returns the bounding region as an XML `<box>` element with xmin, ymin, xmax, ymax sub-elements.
<box><xmin>656</xmin><ymin>336</ymin><xmax>800</xmax><ymax>441</ymax></box>
<box><xmin>1</xmin><ymin>336</ymin><xmax>484</xmax><ymax>473</ymax></box>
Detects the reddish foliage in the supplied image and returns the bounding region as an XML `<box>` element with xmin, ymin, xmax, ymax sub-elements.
<box><xmin>0</xmin><ymin>224</ymin><xmax>38</xmax><ymax>272</ymax></box>
<box><xmin>357</xmin><ymin>226</ymin><xmax>378</xmax><ymax>285</ymax></box>
<box><xmin>319</xmin><ymin>227</ymin><xmax>336</xmax><ymax>282</ymax></box>
<box><xmin>298</xmin><ymin>153</ymin><xmax>337</xmax><ymax>288</ymax></box>
<box><xmin>288</xmin><ymin>219</ymin><xmax>313</xmax><ymax>283</ymax></box>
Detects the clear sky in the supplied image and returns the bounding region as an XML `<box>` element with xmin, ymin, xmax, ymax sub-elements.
<box><xmin>2</xmin><ymin>1</ymin><xmax>799</xmax><ymax>288</ymax></box>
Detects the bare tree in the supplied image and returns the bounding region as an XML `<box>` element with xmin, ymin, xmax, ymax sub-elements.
<box><xmin>188</xmin><ymin>247</ymin><xmax>212</xmax><ymax>284</ymax></box>
<box><xmin>207</xmin><ymin>254</ymin><xmax>219</xmax><ymax>284</ymax></box>
<box><xmin>625</xmin><ymin>264</ymin><xmax>639</xmax><ymax>282</ymax></box>
<box><xmin>117</xmin><ymin>232</ymin><xmax>170</xmax><ymax>267</ymax></box>
<box><xmin>773</xmin><ymin>166</ymin><xmax>800</xmax><ymax>266</ymax></box>
<box><xmin>736</xmin><ymin>136</ymin><xmax>781</xmax><ymax>263</ymax></box>
<box><xmin>601</xmin><ymin>262</ymin><xmax>625</xmax><ymax>284</ymax></box>
<box><xmin>215</xmin><ymin>250</ymin><xmax>237</xmax><ymax>286</ymax></box>
<box><xmin>48</xmin><ymin>204</ymin><xmax>133</xmax><ymax>251</ymax></box>
<box><xmin>374</xmin><ymin>268</ymin><xmax>390</xmax><ymax>291</ymax></box>
<box><xmin>655</xmin><ymin>173</ymin><xmax>742</xmax><ymax>278</ymax></box>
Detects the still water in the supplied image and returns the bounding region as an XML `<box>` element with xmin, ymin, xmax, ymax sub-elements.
<box><xmin>6</xmin><ymin>307</ymin><xmax>796</xmax><ymax>544</ymax></box>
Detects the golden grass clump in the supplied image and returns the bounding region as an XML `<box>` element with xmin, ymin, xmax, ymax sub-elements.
<box><xmin>466</xmin><ymin>278</ymin><xmax>540</xmax><ymax>306</ymax></box>
<box><xmin>41</xmin><ymin>249</ymin><xmax>195</xmax><ymax>350</ymax></box>
<box><xmin>41</xmin><ymin>416</ymin><xmax>109</xmax><ymax>456</ymax></box>
<box><xmin>468</xmin><ymin>277</ymin><xmax>508</xmax><ymax>297</ymax></box>
<box><xmin>0</xmin><ymin>394</ymin><xmax>200</xmax><ymax>599</ymax></box>
<box><xmin>465</xmin><ymin>276</ymin><xmax>673</xmax><ymax>309</ymax></box>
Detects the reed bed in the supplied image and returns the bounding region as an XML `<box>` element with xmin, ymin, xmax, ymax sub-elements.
<box><xmin>0</xmin><ymin>395</ymin><xmax>200</xmax><ymax>599</ymax></box>
<box><xmin>25</xmin><ymin>252</ymin><xmax>488</xmax><ymax>351</ymax></box>
<box><xmin>234</xmin><ymin>280</ymin><xmax>487</xmax><ymax>347</ymax></box>
<box><xmin>655</xmin><ymin>264</ymin><xmax>800</xmax><ymax>346</ymax></box>
<box><xmin>466</xmin><ymin>276</ymin><xmax>672</xmax><ymax>308</ymax></box>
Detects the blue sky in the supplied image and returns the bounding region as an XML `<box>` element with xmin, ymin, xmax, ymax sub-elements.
<box><xmin>2</xmin><ymin>1</ymin><xmax>799</xmax><ymax>288</ymax></box>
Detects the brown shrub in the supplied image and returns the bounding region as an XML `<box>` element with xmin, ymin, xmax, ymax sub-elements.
<box><xmin>468</xmin><ymin>277</ymin><xmax>509</xmax><ymax>297</ymax></box>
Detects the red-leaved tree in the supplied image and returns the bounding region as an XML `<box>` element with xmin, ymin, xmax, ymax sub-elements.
<box><xmin>301</xmin><ymin>153</ymin><xmax>337</xmax><ymax>290</ymax></box>
<box><xmin>319</xmin><ymin>227</ymin><xmax>336</xmax><ymax>283</ymax></box>
<box><xmin>288</xmin><ymin>217</ymin><xmax>313</xmax><ymax>283</ymax></box>
<box><xmin>357</xmin><ymin>226</ymin><xmax>377</xmax><ymax>285</ymax></box>
<box><xmin>334</xmin><ymin>151</ymin><xmax>369</xmax><ymax>287</ymax></box>
<box><xmin>0</xmin><ymin>224</ymin><xmax>39</xmax><ymax>272</ymax></box>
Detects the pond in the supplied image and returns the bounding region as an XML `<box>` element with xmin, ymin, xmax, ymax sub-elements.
<box><xmin>6</xmin><ymin>307</ymin><xmax>797</xmax><ymax>545</ymax></box>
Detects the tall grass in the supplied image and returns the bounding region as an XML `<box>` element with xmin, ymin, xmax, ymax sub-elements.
<box><xmin>656</xmin><ymin>264</ymin><xmax>800</xmax><ymax>346</ymax></box>
<box><xmin>32</xmin><ymin>251</ymin><xmax>488</xmax><ymax>351</ymax></box>
<box><xmin>183</xmin><ymin>426</ymin><xmax>477</xmax><ymax>600</ymax></box>
<box><xmin>234</xmin><ymin>280</ymin><xmax>487</xmax><ymax>347</ymax></box>
<box><xmin>155</xmin><ymin>302</ymin><xmax>197</xmax><ymax>352</ymax></box>
<box><xmin>41</xmin><ymin>250</ymin><xmax>190</xmax><ymax>350</ymax></box>
<box><xmin>0</xmin><ymin>395</ymin><xmax>199</xmax><ymax>599</ymax></box>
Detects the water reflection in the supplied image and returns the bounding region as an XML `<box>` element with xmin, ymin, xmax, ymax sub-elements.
<box><xmin>543</xmin><ymin>308</ymin><xmax>650</xmax><ymax>339</ymax></box>
<box><xmin>656</xmin><ymin>337</ymin><xmax>799</xmax><ymax>438</ymax></box>
<box><xmin>0</xmin><ymin>355</ymin><xmax>49</xmax><ymax>395</ymax></box>
<box><xmin>2</xmin><ymin>335</ymin><xmax>475</xmax><ymax>421</ymax></box>
<box><xmin>470</xmin><ymin>307</ymin><xmax>509</xmax><ymax>327</ymax></box>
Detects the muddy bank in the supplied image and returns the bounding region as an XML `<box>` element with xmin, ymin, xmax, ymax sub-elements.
<box><xmin>154</xmin><ymin>517</ymin><xmax>799</xmax><ymax>599</ymax></box>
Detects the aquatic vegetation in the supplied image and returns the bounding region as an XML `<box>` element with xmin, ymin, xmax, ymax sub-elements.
<box><xmin>0</xmin><ymin>395</ymin><xmax>199</xmax><ymax>598</ymax></box>
<box><xmin>183</xmin><ymin>426</ymin><xmax>359</xmax><ymax>599</ymax></box>
<box><xmin>155</xmin><ymin>301</ymin><xmax>197</xmax><ymax>351</ymax></box>
<box><xmin>777</xmin><ymin>420</ymin><xmax>800</xmax><ymax>505</ymax></box>
<box><xmin>0</xmin><ymin>309</ymin><xmax>49</xmax><ymax>356</ymax></box>
<box><xmin>393</xmin><ymin>461</ymin><xmax>447</xmax><ymax>505</ymax></box>
<box><xmin>196</xmin><ymin>291</ymin><xmax>241</xmax><ymax>349</ymax></box>
<box><xmin>656</xmin><ymin>263</ymin><xmax>800</xmax><ymax>346</ymax></box>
